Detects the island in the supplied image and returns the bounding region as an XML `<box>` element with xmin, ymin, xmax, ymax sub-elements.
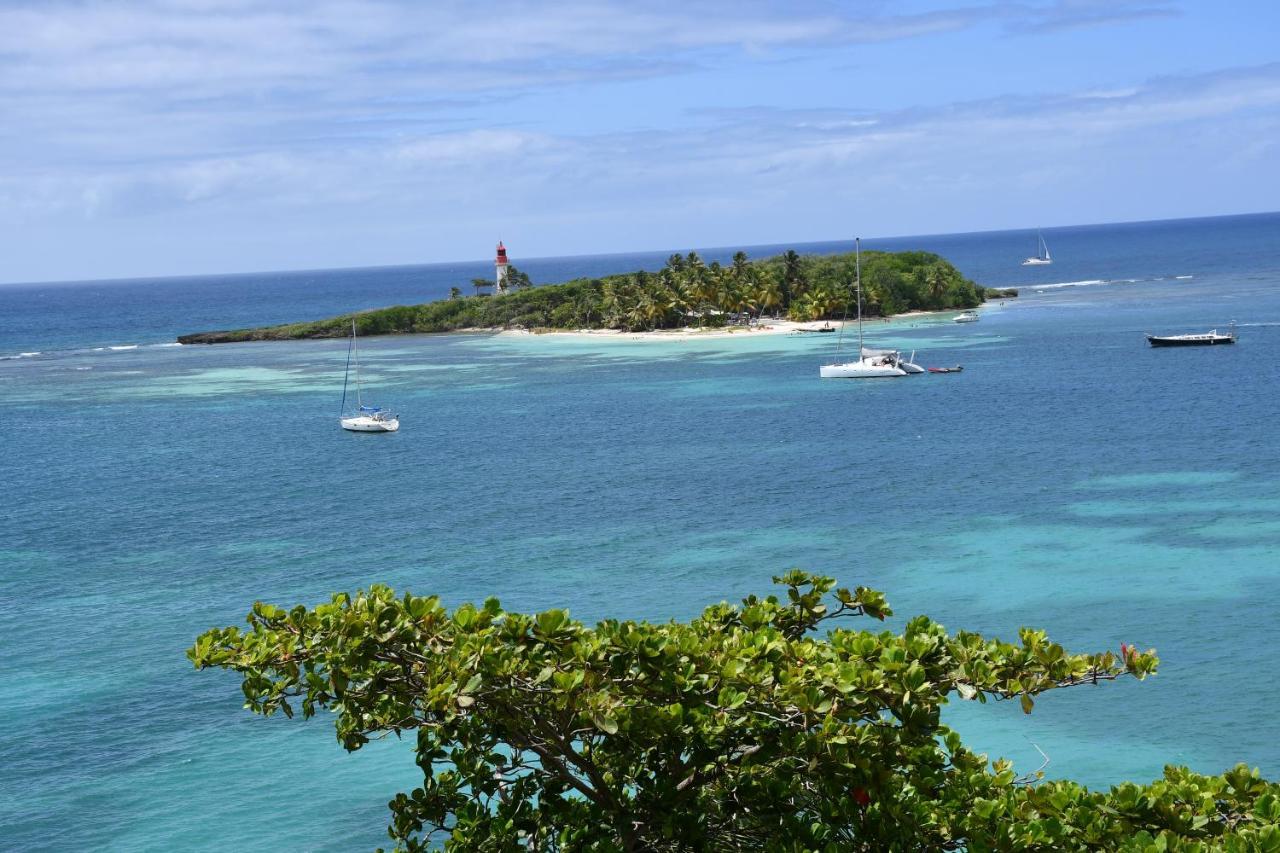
<box><xmin>177</xmin><ymin>249</ymin><xmax>1016</xmax><ymax>344</ymax></box>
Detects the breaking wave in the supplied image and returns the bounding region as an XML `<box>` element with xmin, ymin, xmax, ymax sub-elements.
<box><xmin>1030</xmin><ymin>274</ymin><xmax>1194</xmax><ymax>291</ymax></box>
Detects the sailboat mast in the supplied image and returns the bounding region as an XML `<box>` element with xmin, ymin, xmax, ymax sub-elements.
<box><xmin>351</xmin><ymin>319</ymin><xmax>363</xmax><ymax>409</ymax></box>
<box><xmin>855</xmin><ymin>234</ymin><xmax>865</xmax><ymax>353</ymax></box>
<box><xmin>340</xmin><ymin>328</ymin><xmax>353</xmax><ymax>414</ymax></box>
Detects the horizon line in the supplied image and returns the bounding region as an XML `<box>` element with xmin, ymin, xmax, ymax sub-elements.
<box><xmin>3</xmin><ymin>208</ymin><xmax>1276</xmax><ymax>289</ymax></box>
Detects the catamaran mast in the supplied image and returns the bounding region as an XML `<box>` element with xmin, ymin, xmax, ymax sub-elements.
<box><xmin>831</xmin><ymin>236</ymin><xmax>863</xmax><ymax>361</ymax></box>
<box><xmin>855</xmin><ymin>235</ymin><xmax>865</xmax><ymax>350</ymax></box>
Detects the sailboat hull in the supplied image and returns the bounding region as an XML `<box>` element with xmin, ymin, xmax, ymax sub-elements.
<box><xmin>341</xmin><ymin>415</ymin><xmax>400</xmax><ymax>432</ymax></box>
<box><xmin>820</xmin><ymin>361</ymin><xmax>907</xmax><ymax>378</ymax></box>
<box><xmin>1021</xmin><ymin>258</ymin><xmax>1052</xmax><ymax>266</ymax></box>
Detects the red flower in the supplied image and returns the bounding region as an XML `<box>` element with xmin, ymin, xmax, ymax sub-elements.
<box><xmin>852</xmin><ymin>787</ymin><xmax>871</xmax><ymax>806</ymax></box>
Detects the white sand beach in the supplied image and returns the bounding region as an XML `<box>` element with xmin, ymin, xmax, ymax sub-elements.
<box><xmin>493</xmin><ymin>310</ymin><xmax>958</xmax><ymax>342</ymax></box>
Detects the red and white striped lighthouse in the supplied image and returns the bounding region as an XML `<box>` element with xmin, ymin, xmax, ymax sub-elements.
<box><xmin>494</xmin><ymin>241</ymin><xmax>509</xmax><ymax>293</ymax></box>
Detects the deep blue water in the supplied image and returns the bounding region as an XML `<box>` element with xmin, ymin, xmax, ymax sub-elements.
<box><xmin>2</xmin><ymin>212</ymin><xmax>1279</xmax><ymax>851</ymax></box>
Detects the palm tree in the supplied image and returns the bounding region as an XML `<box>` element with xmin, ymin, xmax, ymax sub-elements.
<box><xmin>691</xmin><ymin>263</ymin><xmax>719</xmax><ymax>321</ymax></box>
<box><xmin>656</xmin><ymin>269</ymin><xmax>685</xmax><ymax>328</ymax></box>
<box><xmin>600</xmin><ymin>282</ymin><xmax>623</xmax><ymax>328</ymax></box>
<box><xmin>629</xmin><ymin>289</ymin><xmax>660</xmax><ymax>331</ymax></box>
<box><xmin>507</xmin><ymin>266</ymin><xmax>533</xmax><ymax>290</ymax></box>
<box><xmin>724</xmin><ymin>276</ymin><xmax>749</xmax><ymax>318</ymax></box>
<box><xmin>810</xmin><ymin>283</ymin><xmax>841</xmax><ymax>321</ymax></box>
<box><xmin>753</xmin><ymin>274</ymin><xmax>783</xmax><ymax>319</ymax></box>
<box><xmin>862</xmin><ymin>277</ymin><xmax>887</xmax><ymax>317</ymax></box>
<box><xmin>707</xmin><ymin>264</ymin><xmax>734</xmax><ymax>318</ymax></box>
<box><xmin>669</xmin><ymin>276</ymin><xmax>694</xmax><ymax>328</ymax></box>
<box><xmin>925</xmin><ymin>263</ymin><xmax>949</xmax><ymax>308</ymax></box>
<box><xmin>790</xmin><ymin>293</ymin><xmax>822</xmax><ymax>322</ymax></box>
<box><xmin>574</xmin><ymin>293</ymin><xmax>597</xmax><ymax>327</ymax></box>
<box><xmin>781</xmin><ymin>249</ymin><xmax>804</xmax><ymax>309</ymax></box>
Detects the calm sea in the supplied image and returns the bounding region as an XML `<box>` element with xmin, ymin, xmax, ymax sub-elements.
<box><xmin>2</xmin><ymin>213</ymin><xmax>1278</xmax><ymax>851</ymax></box>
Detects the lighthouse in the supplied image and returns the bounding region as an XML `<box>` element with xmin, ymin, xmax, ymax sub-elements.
<box><xmin>494</xmin><ymin>241</ymin><xmax>509</xmax><ymax>294</ymax></box>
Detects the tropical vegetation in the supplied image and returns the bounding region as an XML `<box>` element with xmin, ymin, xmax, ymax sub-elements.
<box><xmin>189</xmin><ymin>571</ymin><xmax>1280</xmax><ymax>851</ymax></box>
<box><xmin>177</xmin><ymin>251</ymin><xmax>1006</xmax><ymax>343</ymax></box>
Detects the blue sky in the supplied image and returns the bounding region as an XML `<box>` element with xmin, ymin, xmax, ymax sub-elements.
<box><xmin>1</xmin><ymin>0</ymin><xmax>1278</xmax><ymax>283</ymax></box>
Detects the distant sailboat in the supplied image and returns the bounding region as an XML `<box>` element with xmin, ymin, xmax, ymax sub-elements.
<box><xmin>1022</xmin><ymin>230</ymin><xmax>1052</xmax><ymax>266</ymax></box>
<box><xmin>819</xmin><ymin>239</ymin><xmax>908</xmax><ymax>379</ymax></box>
<box><xmin>339</xmin><ymin>320</ymin><xmax>400</xmax><ymax>432</ymax></box>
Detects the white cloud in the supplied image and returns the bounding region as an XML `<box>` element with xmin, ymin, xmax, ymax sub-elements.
<box><xmin>7</xmin><ymin>0</ymin><xmax>1275</xmax><ymax>282</ymax></box>
<box><xmin>92</xmin><ymin>61</ymin><xmax>1280</xmax><ymax>207</ymax></box>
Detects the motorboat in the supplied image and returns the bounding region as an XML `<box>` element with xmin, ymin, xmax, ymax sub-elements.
<box><xmin>927</xmin><ymin>366</ymin><xmax>964</xmax><ymax>374</ymax></box>
<box><xmin>954</xmin><ymin>311</ymin><xmax>979</xmax><ymax>323</ymax></box>
<box><xmin>1146</xmin><ymin>327</ymin><xmax>1236</xmax><ymax>347</ymax></box>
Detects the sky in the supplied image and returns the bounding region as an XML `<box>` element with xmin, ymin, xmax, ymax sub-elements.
<box><xmin>1</xmin><ymin>0</ymin><xmax>1278</xmax><ymax>283</ymax></box>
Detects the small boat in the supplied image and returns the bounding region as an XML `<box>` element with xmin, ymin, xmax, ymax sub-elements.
<box><xmin>820</xmin><ymin>239</ymin><xmax>908</xmax><ymax>379</ymax></box>
<box><xmin>1022</xmin><ymin>230</ymin><xmax>1052</xmax><ymax>266</ymax></box>
<box><xmin>954</xmin><ymin>311</ymin><xmax>979</xmax><ymax>323</ymax></box>
<box><xmin>1146</xmin><ymin>326</ymin><xmax>1236</xmax><ymax>347</ymax></box>
<box><xmin>927</xmin><ymin>366</ymin><xmax>964</xmax><ymax>374</ymax></box>
<box><xmin>339</xmin><ymin>320</ymin><xmax>399</xmax><ymax>432</ymax></box>
<box><xmin>816</xmin><ymin>323</ymin><xmax>836</xmax><ymax>333</ymax></box>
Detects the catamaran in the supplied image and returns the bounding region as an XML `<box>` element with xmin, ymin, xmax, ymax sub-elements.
<box><xmin>339</xmin><ymin>319</ymin><xmax>400</xmax><ymax>432</ymax></box>
<box><xmin>820</xmin><ymin>239</ymin><xmax>908</xmax><ymax>379</ymax></box>
<box><xmin>1022</xmin><ymin>230</ymin><xmax>1052</xmax><ymax>266</ymax></box>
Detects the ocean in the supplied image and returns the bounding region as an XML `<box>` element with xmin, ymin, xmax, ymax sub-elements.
<box><xmin>2</xmin><ymin>212</ymin><xmax>1278</xmax><ymax>850</ymax></box>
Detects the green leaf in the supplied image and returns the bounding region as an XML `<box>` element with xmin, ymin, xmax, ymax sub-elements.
<box><xmin>191</xmin><ymin>570</ymin><xmax>1182</xmax><ymax>852</ymax></box>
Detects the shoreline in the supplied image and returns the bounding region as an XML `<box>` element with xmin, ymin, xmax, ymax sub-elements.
<box><xmin>174</xmin><ymin>306</ymin><xmax>978</xmax><ymax>346</ymax></box>
<box><xmin>489</xmin><ymin>309</ymin><xmax>962</xmax><ymax>342</ymax></box>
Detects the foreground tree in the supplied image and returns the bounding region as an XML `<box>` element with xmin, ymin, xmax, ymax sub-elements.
<box><xmin>189</xmin><ymin>573</ymin><xmax>1280</xmax><ymax>851</ymax></box>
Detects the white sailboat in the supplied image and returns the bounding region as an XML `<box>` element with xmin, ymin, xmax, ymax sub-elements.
<box><xmin>339</xmin><ymin>320</ymin><xmax>400</xmax><ymax>432</ymax></box>
<box><xmin>820</xmin><ymin>239</ymin><xmax>908</xmax><ymax>379</ymax></box>
<box><xmin>1022</xmin><ymin>230</ymin><xmax>1052</xmax><ymax>266</ymax></box>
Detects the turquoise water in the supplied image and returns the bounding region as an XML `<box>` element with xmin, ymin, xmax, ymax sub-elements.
<box><xmin>2</xmin><ymin>214</ymin><xmax>1279</xmax><ymax>850</ymax></box>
